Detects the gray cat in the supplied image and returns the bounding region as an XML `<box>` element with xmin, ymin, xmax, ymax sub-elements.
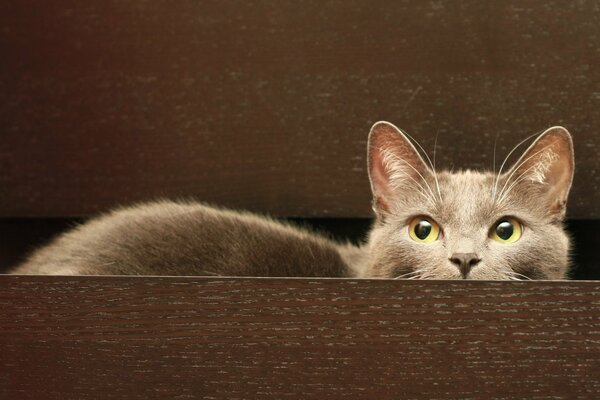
<box><xmin>11</xmin><ymin>121</ymin><xmax>574</xmax><ymax>280</ymax></box>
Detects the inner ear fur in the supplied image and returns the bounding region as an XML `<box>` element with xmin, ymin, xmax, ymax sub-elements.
<box><xmin>367</xmin><ymin>121</ymin><xmax>431</xmax><ymax>215</ymax></box>
<box><xmin>505</xmin><ymin>126</ymin><xmax>574</xmax><ymax>218</ymax></box>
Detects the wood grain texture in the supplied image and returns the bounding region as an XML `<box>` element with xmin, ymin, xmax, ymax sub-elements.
<box><xmin>1</xmin><ymin>1</ymin><xmax>600</xmax><ymax>218</ymax></box>
<box><xmin>1</xmin><ymin>276</ymin><xmax>600</xmax><ymax>399</ymax></box>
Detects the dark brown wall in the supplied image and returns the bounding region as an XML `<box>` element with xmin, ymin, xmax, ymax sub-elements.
<box><xmin>1</xmin><ymin>1</ymin><xmax>600</xmax><ymax>217</ymax></box>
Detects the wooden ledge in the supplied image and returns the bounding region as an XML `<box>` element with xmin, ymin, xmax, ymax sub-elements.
<box><xmin>1</xmin><ymin>276</ymin><xmax>600</xmax><ymax>399</ymax></box>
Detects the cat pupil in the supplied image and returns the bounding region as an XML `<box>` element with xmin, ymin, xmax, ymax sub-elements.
<box><xmin>415</xmin><ymin>220</ymin><xmax>432</xmax><ymax>240</ymax></box>
<box><xmin>496</xmin><ymin>221</ymin><xmax>514</xmax><ymax>240</ymax></box>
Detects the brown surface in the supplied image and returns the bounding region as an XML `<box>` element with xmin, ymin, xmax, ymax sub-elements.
<box><xmin>1</xmin><ymin>276</ymin><xmax>600</xmax><ymax>399</ymax></box>
<box><xmin>1</xmin><ymin>1</ymin><xmax>600</xmax><ymax>218</ymax></box>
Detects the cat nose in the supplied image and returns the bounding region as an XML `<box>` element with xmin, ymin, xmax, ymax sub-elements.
<box><xmin>449</xmin><ymin>253</ymin><xmax>481</xmax><ymax>278</ymax></box>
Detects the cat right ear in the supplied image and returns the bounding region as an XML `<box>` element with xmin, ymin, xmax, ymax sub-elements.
<box><xmin>502</xmin><ymin>126</ymin><xmax>574</xmax><ymax>219</ymax></box>
<box><xmin>367</xmin><ymin>121</ymin><xmax>432</xmax><ymax>216</ymax></box>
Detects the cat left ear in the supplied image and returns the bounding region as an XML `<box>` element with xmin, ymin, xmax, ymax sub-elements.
<box><xmin>504</xmin><ymin>126</ymin><xmax>574</xmax><ymax>219</ymax></box>
<box><xmin>367</xmin><ymin>121</ymin><xmax>432</xmax><ymax>216</ymax></box>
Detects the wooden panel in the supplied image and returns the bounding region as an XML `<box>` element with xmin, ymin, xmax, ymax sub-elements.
<box><xmin>1</xmin><ymin>1</ymin><xmax>600</xmax><ymax>217</ymax></box>
<box><xmin>1</xmin><ymin>276</ymin><xmax>600</xmax><ymax>399</ymax></box>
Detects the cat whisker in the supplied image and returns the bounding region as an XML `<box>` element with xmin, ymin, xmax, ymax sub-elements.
<box><xmin>492</xmin><ymin>129</ymin><xmax>544</xmax><ymax>202</ymax></box>
<box><xmin>432</xmin><ymin>128</ymin><xmax>443</xmax><ymax>202</ymax></box>
<box><xmin>496</xmin><ymin>142</ymin><xmax>557</xmax><ymax>204</ymax></box>
<box><xmin>414</xmin><ymin>271</ymin><xmax>437</xmax><ymax>280</ymax></box>
<box><xmin>506</xmin><ymin>271</ymin><xmax>533</xmax><ymax>281</ymax></box>
<box><xmin>510</xmin><ymin>271</ymin><xmax>532</xmax><ymax>281</ymax></box>
<box><xmin>394</xmin><ymin>270</ymin><xmax>422</xmax><ymax>279</ymax></box>
<box><xmin>396</xmin><ymin>126</ymin><xmax>443</xmax><ymax>202</ymax></box>
<box><xmin>382</xmin><ymin>149</ymin><xmax>438</xmax><ymax>205</ymax></box>
<box><xmin>496</xmin><ymin>166</ymin><xmax>538</xmax><ymax>204</ymax></box>
<box><xmin>397</xmin><ymin>173</ymin><xmax>437</xmax><ymax>205</ymax></box>
<box><xmin>491</xmin><ymin>133</ymin><xmax>499</xmax><ymax>198</ymax></box>
<box><xmin>496</xmin><ymin>163</ymin><xmax>540</xmax><ymax>204</ymax></box>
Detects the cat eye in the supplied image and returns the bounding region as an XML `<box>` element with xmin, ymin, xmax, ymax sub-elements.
<box><xmin>408</xmin><ymin>217</ymin><xmax>441</xmax><ymax>243</ymax></box>
<box><xmin>490</xmin><ymin>217</ymin><xmax>523</xmax><ymax>244</ymax></box>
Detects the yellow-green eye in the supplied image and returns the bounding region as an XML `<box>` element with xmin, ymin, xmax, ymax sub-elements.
<box><xmin>408</xmin><ymin>217</ymin><xmax>441</xmax><ymax>243</ymax></box>
<box><xmin>491</xmin><ymin>217</ymin><xmax>523</xmax><ymax>243</ymax></box>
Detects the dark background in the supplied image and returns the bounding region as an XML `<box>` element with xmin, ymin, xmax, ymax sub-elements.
<box><xmin>1</xmin><ymin>1</ymin><xmax>599</xmax><ymax>277</ymax></box>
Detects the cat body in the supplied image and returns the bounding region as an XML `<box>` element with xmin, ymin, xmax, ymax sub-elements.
<box><xmin>11</xmin><ymin>122</ymin><xmax>575</xmax><ymax>280</ymax></box>
<box><xmin>14</xmin><ymin>201</ymin><xmax>366</xmax><ymax>277</ymax></box>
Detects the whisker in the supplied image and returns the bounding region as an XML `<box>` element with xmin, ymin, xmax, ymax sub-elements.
<box><xmin>492</xmin><ymin>129</ymin><xmax>544</xmax><ymax>202</ymax></box>
<box><xmin>415</xmin><ymin>271</ymin><xmax>438</xmax><ymax>280</ymax></box>
<box><xmin>507</xmin><ymin>271</ymin><xmax>533</xmax><ymax>281</ymax></box>
<box><xmin>381</xmin><ymin>148</ymin><xmax>438</xmax><ymax>204</ymax></box>
<box><xmin>491</xmin><ymin>133</ymin><xmax>499</xmax><ymax>198</ymax></box>
<box><xmin>390</xmin><ymin>164</ymin><xmax>435</xmax><ymax>204</ymax></box>
<box><xmin>432</xmin><ymin>128</ymin><xmax>443</xmax><ymax>202</ymax></box>
<box><xmin>396</xmin><ymin>126</ymin><xmax>443</xmax><ymax>202</ymax></box>
<box><xmin>496</xmin><ymin>142</ymin><xmax>557</xmax><ymax>203</ymax></box>
<box><xmin>497</xmin><ymin>164</ymin><xmax>539</xmax><ymax>204</ymax></box>
<box><xmin>394</xmin><ymin>270</ymin><xmax>422</xmax><ymax>280</ymax></box>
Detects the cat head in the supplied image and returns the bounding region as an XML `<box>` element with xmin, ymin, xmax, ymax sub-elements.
<box><xmin>366</xmin><ymin>121</ymin><xmax>574</xmax><ymax>280</ymax></box>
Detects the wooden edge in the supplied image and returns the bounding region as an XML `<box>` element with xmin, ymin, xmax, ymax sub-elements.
<box><xmin>1</xmin><ymin>276</ymin><xmax>600</xmax><ymax>399</ymax></box>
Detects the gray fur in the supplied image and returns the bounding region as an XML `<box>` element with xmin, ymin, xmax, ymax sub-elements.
<box><xmin>11</xmin><ymin>122</ymin><xmax>574</xmax><ymax>280</ymax></box>
<box><xmin>364</xmin><ymin>122</ymin><xmax>573</xmax><ymax>280</ymax></box>
<box><xmin>12</xmin><ymin>201</ymin><xmax>355</xmax><ymax>277</ymax></box>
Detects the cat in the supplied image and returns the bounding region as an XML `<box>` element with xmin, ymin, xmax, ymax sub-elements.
<box><xmin>10</xmin><ymin>121</ymin><xmax>574</xmax><ymax>280</ymax></box>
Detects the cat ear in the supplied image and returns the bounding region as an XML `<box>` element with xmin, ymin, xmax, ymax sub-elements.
<box><xmin>367</xmin><ymin>121</ymin><xmax>432</xmax><ymax>215</ymax></box>
<box><xmin>504</xmin><ymin>126</ymin><xmax>574</xmax><ymax>219</ymax></box>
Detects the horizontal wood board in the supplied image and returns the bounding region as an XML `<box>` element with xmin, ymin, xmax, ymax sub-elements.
<box><xmin>1</xmin><ymin>276</ymin><xmax>600</xmax><ymax>399</ymax></box>
<box><xmin>1</xmin><ymin>1</ymin><xmax>600</xmax><ymax>217</ymax></box>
